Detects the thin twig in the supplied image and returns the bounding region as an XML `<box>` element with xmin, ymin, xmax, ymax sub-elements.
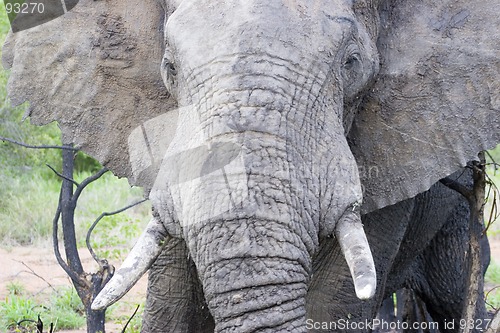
<box><xmin>86</xmin><ymin>199</ymin><xmax>148</xmax><ymax>265</ymax></box>
<box><xmin>46</xmin><ymin>164</ymin><xmax>80</xmax><ymax>186</ymax></box>
<box><xmin>72</xmin><ymin>167</ymin><xmax>109</xmax><ymax>204</ymax></box>
<box><xmin>0</xmin><ymin>136</ymin><xmax>78</xmax><ymax>150</ymax></box>
<box><xmin>36</xmin><ymin>315</ymin><xmax>42</xmax><ymax>333</ymax></box>
<box><xmin>485</xmin><ymin>150</ymin><xmax>495</xmax><ymax>162</ymax></box>
<box><xmin>485</xmin><ymin>286</ymin><xmax>500</xmax><ymax>311</ymax></box>
<box><xmin>484</xmin><ymin>172</ymin><xmax>500</xmax><ymax>235</ymax></box>
<box><xmin>14</xmin><ymin>260</ymin><xmax>57</xmax><ymax>293</ymax></box>
<box><xmin>120</xmin><ymin>305</ymin><xmax>140</xmax><ymax>333</ymax></box>
<box><xmin>16</xmin><ymin>319</ymin><xmax>36</xmax><ymax>327</ymax></box>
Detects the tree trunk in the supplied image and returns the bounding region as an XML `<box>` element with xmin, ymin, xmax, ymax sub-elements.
<box><xmin>86</xmin><ymin>309</ymin><xmax>106</xmax><ymax>333</ymax></box>
<box><xmin>60</xmin><ymin>146</ymin><xmax>84</xmax><ymax>281</ymax></box>
<box><xmin>461</xmin><ymin>155</ymin><xmax>487</xmax><ymax>333</ymax></box>
<box><xmin>60</xmin><ymin>145</ymin><xmax>107</xmax><ymax>333</ymax></box>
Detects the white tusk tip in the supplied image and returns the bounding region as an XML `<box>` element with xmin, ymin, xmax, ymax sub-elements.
<box><xmin>355</xmin><ymin>283</ymin><xmax>376</xmax><ymax>300</ymax></box>
<box><xmin>91</xmin><ymin>292</ymin><xmax>116</xmax><ymax>311</ymax></box>
<box><xmin>91</xmin><ymin>299</ymin><xmax>107</xmax><ymax>311</ymax></box>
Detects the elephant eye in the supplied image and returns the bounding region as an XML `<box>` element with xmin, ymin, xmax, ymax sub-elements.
<box><xmin>341</xmin><ymin>50</ymin><xmax>365</xmax><ymax>100</ymax></box>
<box><xmin>343</xmin><ymin>53</ymin><xmax>360</xmax><ymax>71</ymax></box>
<box><xmin>164</xmin><ymin>61</ymin><xmax>177</xmax><ymax>76</ymax></box>
<box><xmin>161</xmin><ymin>50</ymin><xmax>178</xmax><ymax>95</ymax></box>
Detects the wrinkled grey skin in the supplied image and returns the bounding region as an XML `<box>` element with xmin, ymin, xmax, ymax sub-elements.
<box><xmin>3</xmin><ymin>0</ymin><xmax>499</xmax><ymax>332</ymax></box>
<box><xmin>142</xmin><ymin>168</ymin><xmax>491</xmax><ymax>333</ymax></box>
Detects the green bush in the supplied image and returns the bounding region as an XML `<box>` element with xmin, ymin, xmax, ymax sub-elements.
<box><xmin>486</xmin><ymin>144</ymin><xmax>500</xmax><ymax>165</ymax></box>
<box><xmin>110</xmin><ymin>303</ymin><xmax>144</xmax><ymax>333</ymax></box>
<box><xmin>0</xmin><ymin>283</ymin><xmax>85</xmax><ymax>331</ymax></box>
<box><xmin>485</xmin><ymin>262</ymin><xmax>500</xmax><ymax>311</ymax></box>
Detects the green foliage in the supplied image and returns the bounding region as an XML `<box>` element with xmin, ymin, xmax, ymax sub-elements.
<box><xmin>6</xmin><ymin>281</ymin><xmax>25</xmax><ymax>296</ymax></box>
<box><xmin>48</xmin><ymin>287</ymin><xmax>85</xmax><ymax>329</ymax></box>
<box><xmin>0</xmin><ymin>284</ymin><xmax>85</xmax><ymax>332</ymax></box>
<box><xmin>51</xmin><ymin>287</ymin><xmax>85</xmax><ymax>316</ymax></box>
<box><xmin>0</xmin><ymin>172</ymin><xmax>60</xmax><ymax>245</ymax></box>
<box><xmin>485</xmin><ymin>262</ymin><xmax>500</xmax><ymax>311</ymax></box>
<box><xmin>110</xmin><ymin>304</ymin><xmax>144</xmax><ymax>333</ymax></box>
<box><xmin>486</xmin><ymin>144</ymin><xmax>500</xmax><ymax>165</ymax></box>
<box><xmin>71</xmin><ymin>171</ymin><xmax>150</xmax><ymax>260</ymax></box>
<box><xmin>0</xmin><ymin>162</ymin><xmax>150</xmax><ymax>246</ymax></box>
<box><xmin>0</xmin><ymin>293</ymin><xmax>39</xmax><ymax>331</ymax></box>
<box><xmin>86</xmin><ymin>214</ymin><xmax>146</xmax><ymax>260</ymax></box>
<box><xmin>74</xmin><ymin>151</ymin><xmax>103</xmax><ymax>174</ymax></box>
<box><xmin>486</xmin><ymin>262</ymin><xmax>500</xmax><ymax>286</ymax></box>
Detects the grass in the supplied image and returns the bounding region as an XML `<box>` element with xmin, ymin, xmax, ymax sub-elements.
<box><xmin>0</xmin><ymin>283</ymin><xmax>85</xmax><ymax>332</ymax></box>
<box><xmin>485</xmin><ymin>262</ymin><xmax>500</xmax><ymax>311</ymax></box>
<box><xmin>0</xmin><ymin>167</ymin><xmax>150</xmax><ymax>249</ymax></box>
<box><xmin>485</xmin><ymin>145</ymin><xmax>500</xmax><ymax>311</ymax></box>
<box><xmin>73</xmin><ymin>170</ymin><xmax>150</xmax><ymax>260</ymax></box>
<box><xmin>109</xmin><ymin>302</ymin><xmax>144</xmax><ymax>333</ymax></box>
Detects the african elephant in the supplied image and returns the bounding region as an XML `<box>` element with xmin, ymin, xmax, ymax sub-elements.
<box><xmin>137</xmin><ymin>166</ymin><xmax>492</xmax><ymax>333</ymax></box>
<box><xmin>3</xmin><ymin>0</ymin><xmax>499</xmax><ymax>332</ymax></box>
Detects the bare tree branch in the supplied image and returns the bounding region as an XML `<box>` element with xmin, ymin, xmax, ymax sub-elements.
<box><xmin>440</xmin><ymin>157</ymin><xmax>490</xmax><ymax>333</ymax></box>
<box><xmin>52</xmin><ymin>200</ymin><xmax>88</xmax><ymax>289</ymax></box>
<box><xmin>484</xmin><ymin>172</ymin><xmax>500</xmax><ymax>235</ymax></box>
<box><xmin>460</xmin><ymin>158</ymin><xmax>486</xmax><ymax>333</ymax></box>
<box><xmin>14</xmin><ymin>260</ymin><xmax>57</xmax><ymax>293</ymax></box>
<box><xmin>72</xmin><ymin>167</ymin><xmax>109</xmax><ymax>204</ymax></box>
<box><xmin>46</xmin><ymin>164</ymin><xmax>80</xmax><ymax>186</ymax></box>
<box><xmin>120</xmin><ymin>305</ymin><xmax>140</xmax><ymax>333</ymax></box>
<box><xmin>86</xmin><ymin>199</ymin><xmax>148</xmax><ymax>265</ymax></box>
<box><xmin>0</xmin><ymin>136</ymin><xmax>78</xmax><ymax>150</ymax></box>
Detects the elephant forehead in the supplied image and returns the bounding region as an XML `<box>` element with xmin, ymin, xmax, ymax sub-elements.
<box><xmin>166</xmin><ymin>0</ymin><xmax>356</xmax><ymax>68</ymax></box>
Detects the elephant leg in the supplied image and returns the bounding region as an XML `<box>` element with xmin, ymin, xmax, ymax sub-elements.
<box><xmin>142</xmin><ymin>237</ymin><xmax>214</xmax><ymax>333</ymax></box>
<box><xmin>408</xmin><ymin>197</ymin><xmax>491</xmax><ymax>333</ymax></box>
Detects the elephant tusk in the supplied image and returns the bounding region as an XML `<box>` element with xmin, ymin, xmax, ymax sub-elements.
<box><xmin>334</xmin><ymin>208</ymin><xmax>377</xmax><ymax>300</ymax></box>
<box><xmin>91</xmin><ymin>217</ymin><xmax>168</xmax><ymax>310</ymax></box>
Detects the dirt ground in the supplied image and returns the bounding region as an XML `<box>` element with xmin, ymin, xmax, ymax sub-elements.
<box><xmin>0</xmin><ymin>246</ymin><xmax>148</xmax><ymax>333</ymax></box>
<box><xmin>1</xmin><ymin>237</ymin><xmax>499</xmax><ymax>333</ymax></box>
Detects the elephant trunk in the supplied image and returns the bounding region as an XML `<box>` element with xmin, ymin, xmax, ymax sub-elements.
<box><xmin>186</xmin><ymin>217</ymin><xmax>310</xmax><ymax>332</ymax></box>
<box><xmin>207</xmin><ymin>275</ymin><xmax>308</xmax><ymax>332</ymax></box>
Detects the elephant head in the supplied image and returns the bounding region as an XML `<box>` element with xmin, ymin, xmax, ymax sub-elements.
<box><xmin>3</xmin><ymin>0</ymin><xmax>499</xmax><ymax>331</ymax></box>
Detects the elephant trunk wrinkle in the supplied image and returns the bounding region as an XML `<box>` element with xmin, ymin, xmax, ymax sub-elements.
<box><xmin>206</xmin><ymin>265</ymin><xmax>309</xmax><ymax>332</ymax></box>
<box><xmin>186</xmin><ymin>217</ymin><xmax>311</xmax><ymax>332</ymax></box>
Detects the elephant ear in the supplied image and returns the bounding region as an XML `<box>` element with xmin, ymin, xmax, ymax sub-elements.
<box><xmin>2</xmin><ymin>0</ymin><xmax>177</xmax><ymax>189</ymax></box>
<box><xmin>349</xmin><ymin>0</ymin><xmax>500</xmax><ymax>214</ymax></box>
